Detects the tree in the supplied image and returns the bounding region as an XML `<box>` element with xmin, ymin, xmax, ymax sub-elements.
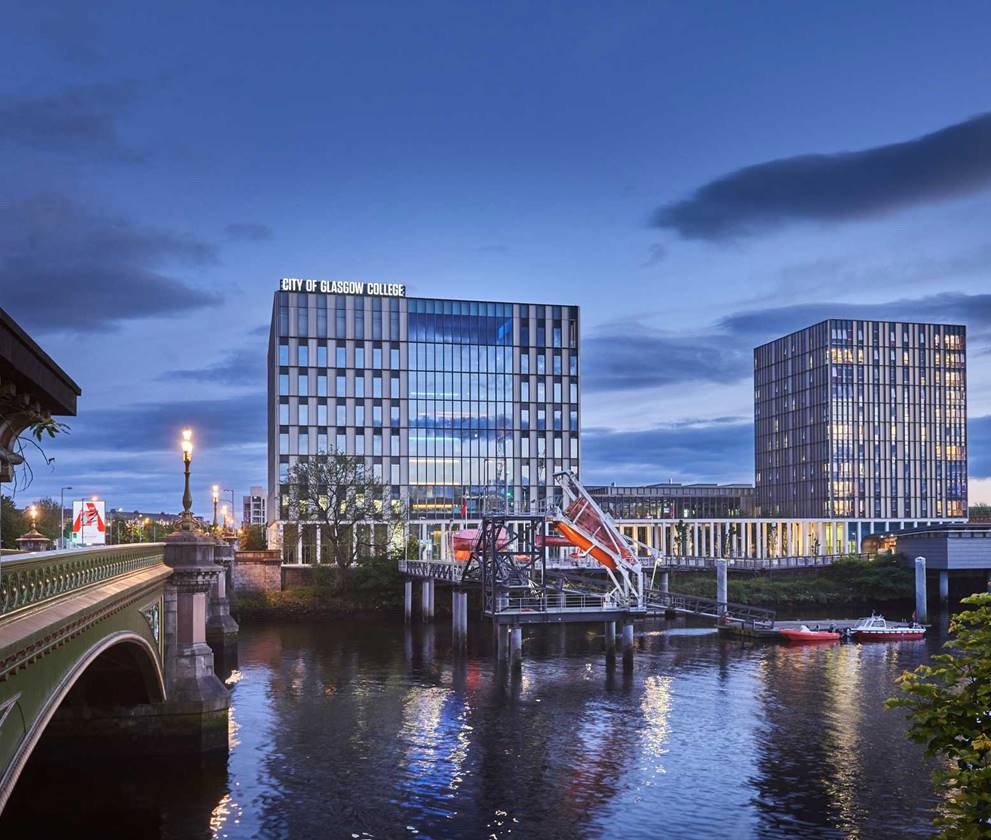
<box><xmin>286</xmin><ymin>449</ymin><xmax>405</xmax><ymax>576</ymax></box>
<box><xmin>1</xmin><ymin>495</ymin><xmax>25</xmax><ymax>549</ymax></box>
<box><xmin>25</xmin><ymin>497</ymin><xmax>64</xmax><ymax>543</ymax></box>
<box><xmin>241</xmin><ymin>524</ymin><xmax>267</xmax><ymax>551</ymax></box>
<box><xmin>887</xmin><ymin>593</ymin><xmax>991</xmax><ymax>837</ymax></box>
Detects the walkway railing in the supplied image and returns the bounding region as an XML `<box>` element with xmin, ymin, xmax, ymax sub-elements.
<box><xmin>645</xmin><ymin>589</ymin><xmax>776</xmax><ymax>628</ymax></box>
<box><xmin>399</xmin><ymin>559</ymin><xmax>464</xmax><ymax>583</ymax></box>
<box><xmin>499</xmin><ymin>591</ymin><xmax>619</xmax><ymax>614</ymax></box>
<box><xmin>650</xmin><ymin>553</ymin><xmax>864</xmax><ymax>571</ymax></box>
<box><xmin>0</xmin><ymin>544</ymin><xmax>166</xmax><ymax>617</ymax></box>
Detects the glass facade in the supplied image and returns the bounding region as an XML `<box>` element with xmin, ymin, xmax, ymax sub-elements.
<box><xmin>268</xmin><ymin>288</ymin><xmax>580</xmax><ymax>527</ymax></box>
<box><xmin>755</xmin><ymin>319</ymin><xmax>967</xmax><ymax>521</ymax></box>
<box><xmin>588</xmin><ymin>484</ymin><xmax>755</xmax><ymax>520</ymax></box>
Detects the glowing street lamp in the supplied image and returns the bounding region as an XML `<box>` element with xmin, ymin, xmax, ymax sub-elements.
<box><xmin>28</xmin><ymin>505</ymin><xmax>37</xmax><ymax>526</ymax></box>
<box><xmin>179</xmin><ymin>428</ymin><xmax>195</xmax><ymax>531</ymax></box>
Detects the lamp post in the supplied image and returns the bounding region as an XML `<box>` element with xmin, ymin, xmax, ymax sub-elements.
<box><xmin>221</xmin><ymin>504</ymin><xmax>228</xmax><ymax>532</ymax></box>
<box><xmin>212</xmin><ymin>485</ymin><xmax>220</xmax><ymax>531</ymax></box>
<box><xmin>179</xmin><ymin>428</ymin><xmax>195</xmax><ymax>531</ymax></box>
<box><xmin>59</xmin><ymin>485</ymin><xmax>72</xmax><ymax>549</ymax></box>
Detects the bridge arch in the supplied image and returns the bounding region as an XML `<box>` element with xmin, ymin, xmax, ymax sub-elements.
<box><xmin>1</xmin><ymin>631</ymin><xmax>164</xmax><ymax>813</ymax></box>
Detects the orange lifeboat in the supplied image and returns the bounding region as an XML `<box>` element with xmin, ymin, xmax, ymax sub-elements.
<box><xmin>554</xmin><ymin>520</ymin><xmax>618</xmax><ymax>570</ymax></box>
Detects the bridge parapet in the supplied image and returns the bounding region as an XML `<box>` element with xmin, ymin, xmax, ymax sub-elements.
<box><xmin>1</xmin><ymin>544</ymin><xmax>166</xmax><ymax>617</ymax></box>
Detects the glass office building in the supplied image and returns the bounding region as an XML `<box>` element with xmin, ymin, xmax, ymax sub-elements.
<box><xmin>267</xmin><ymin>283</ymin><xmax>580</xmax><ymax>550</ymax></box>
<box><xmin>588</xmin><ymin>483</ymin><xmax>755</xmax><ymax>520</ymax></box>
<box><xmin>755</xmin><ymin>319</ymin><xmax>967</xmax><ymax>522</ymax></box>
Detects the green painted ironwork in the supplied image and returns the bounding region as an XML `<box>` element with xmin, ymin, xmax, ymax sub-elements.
<box><xmin>0</xmin><ymin>544</ymin><xmax>165</xmax><ymax>617</ymax></box>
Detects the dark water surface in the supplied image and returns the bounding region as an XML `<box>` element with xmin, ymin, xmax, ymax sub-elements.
<box><xmin>6</xmin><ymin>616</ymin><xmax>944</xmax><ymax>839</ymax></box>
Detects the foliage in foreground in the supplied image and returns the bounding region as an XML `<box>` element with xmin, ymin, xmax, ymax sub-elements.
<box><xmin>887</xmin><ymin>593</ymin><xmax>991</xmax><ymax>838</ymax></box>
<box><xmin>669</xmin><ymin>555</ymin><xmax>914</xmax><ymax>607</ymax></box>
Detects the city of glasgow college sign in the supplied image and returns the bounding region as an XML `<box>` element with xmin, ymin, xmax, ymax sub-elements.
<box><xmin>280</xmin><ymin>277</ymin><xmax>406</xmax><ymax>297</ymax></box>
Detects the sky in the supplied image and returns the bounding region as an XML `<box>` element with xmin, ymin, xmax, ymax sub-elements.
<box><xmin>2</xmin><ymin>1</ymin><xmax>991</xmax><ymax>517</ymax></box>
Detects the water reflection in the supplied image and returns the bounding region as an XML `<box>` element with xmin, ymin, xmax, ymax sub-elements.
<box><xmin>0</xmin><ymin>618</ymin><xmax>941</xmax><ymax>839</ymax></box>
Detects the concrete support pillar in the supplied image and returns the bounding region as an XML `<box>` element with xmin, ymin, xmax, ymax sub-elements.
<box><xmin>621</xmin><ymin>622</ymin><xmax>634</xmax><ymax>655</ymax></box>
<box><xmin>557</xmin><ymin>590</ymin><xmax>566</xmax><ymax>608</ymax></box>
<box><xmin>605</xmin><ymin>621</ymin><xmax>616</xmax><ymax>650</ymax></box>
<box><xmin>404</xmin><ymin>579</ymin><xmax>413</xmax><ymax>622</ymax></box>
<box><xmin>657</xmin><ymin>570</ymin><xmax>669</xmax><ymax>595</ymax></box>
<box><xmin>421</xmin><ymin>578</ymin><xmax>434</xmax><ymax>620</ymax></box>
<box><xmin>452</xmin><ymin>590</ymin><xmax>468</xmax><ymax>641</ymax></box>
<box><xmin>496</xmin><ymin>623</ymin><xmax>507</xmax><ymax>660</ymax></box>
<box><xmin>914</xmin><ymin>556</ymin><xmax>927</xmax><ymax>624</ymax></box>
<box><xmin>716</xmin><ymin>558</ymin><xmax>728</xmax><ymax>623</ymax></box>
<box><xmin>163</xmin><ymin>531</ymin><xmax>230</xmax><ymax>753</ymax></box>
<box><xmin>510</xmin><ymin>625</ymin><xmax>522</xmax><ymax>669</ymax></box>
<box><xmin>206</xmin><ymin>541</ymin><xmax>239</xmax><ymax>668</ymax></box>
<box><xmin>938</xmin><ymin>570</ymin><xmax>949</xmax><ymax>606</ymax></box>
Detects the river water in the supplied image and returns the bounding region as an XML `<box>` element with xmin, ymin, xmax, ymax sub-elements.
<box><xmin>5</xmin><ymin>615</ymin><xmax>944</xmax><ymax>839</ymax></box>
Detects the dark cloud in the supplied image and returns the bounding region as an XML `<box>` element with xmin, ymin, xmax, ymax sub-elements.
<box><xmin>720</xmin><ymin>292</ymin><xmax>991</xmax><ymax>341</ymax></box>
<box><xmin>161</xmin><ymin>348</ymin><xmax>265</xmax><ymax>384</ymax></box>
<box><xmin>0</xmin><ymin>194</ymin><xmax>221</xmax><ymax>333</ymax></box>
<box><xmin>653</xmin><ymin>112</ymin><xmax>991</xmax><ymax>240</ymax></box>
<box><xmin>583</xmin><ymin>323</ymin><xmax>750</xmax><ymax>392</ymax></box>
<box><xmin>62</xmin><ymin>394</ymin><xmax>265</xmax><ymax>454</ymax></box>
<box><xmin>582</xmin><ymin>421</ymin><xmax>754</xmax><ymax>485</ymax></box>
<box><xmin>225</xmin><ymin>222</ymin><xmax>273</xmax><ymax>242</ymax></box>
<box><xmin>0</xmin><ymin>85</ymin><xmax>139</xmax><ymax>160</ymax></box>
<box><xmin>971</xmin><ymin>415</ymin><xmax>991</xmax><ymax>479</ymax></box>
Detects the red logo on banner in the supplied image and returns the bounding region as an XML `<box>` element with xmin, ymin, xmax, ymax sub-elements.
<box><xmin>72</xmin><ymin>501</ymin><xmax>106</xmax><ymax>533</ymax></box>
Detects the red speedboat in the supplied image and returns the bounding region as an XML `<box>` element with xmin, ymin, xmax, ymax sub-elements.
<box><xmin>778</xmin><ymin>625</ymin><xmax>841</xmax><ymax>643</ymax></box>
<box><xmin>851</xmin><ymin>614</ymin><xmax>926</xmax><ymax>641</ymax></box>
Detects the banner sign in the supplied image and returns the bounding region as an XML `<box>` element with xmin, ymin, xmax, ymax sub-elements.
<box><xmin>72</xmin><ymin>499</ymin><xmax>106</xmax><ymax>545</ymax></box>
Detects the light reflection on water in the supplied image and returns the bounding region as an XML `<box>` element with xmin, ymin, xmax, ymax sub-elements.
<box><xmin>2</xmin><ymin>617</ymin><xmax>942</xmax><ymax>839</ymax></box>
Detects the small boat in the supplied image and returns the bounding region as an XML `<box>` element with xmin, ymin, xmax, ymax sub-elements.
<box><xmin>851</xmin><ymin>614</ymin><xmax>926</xmax><ymax>642</ymax></box>
<box><xmin>778</xmin><ymin>625</ymin><xmax>841</xmax><ymax>643</ymax></box>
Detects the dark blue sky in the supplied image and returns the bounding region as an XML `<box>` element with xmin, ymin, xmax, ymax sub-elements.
<box><xmin>2</xmin><ymin>1</ymin><xmax>990</xmax><ymax>514</ymax></box>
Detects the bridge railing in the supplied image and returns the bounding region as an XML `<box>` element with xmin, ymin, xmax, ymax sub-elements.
<box><xmin>651</xmin><ymin>553</ymin><xmax>867</xmax><ymax>571</ymax></box>
<box><xmin>0</xmin><ymin>543</ymin><xmax>166</xmax><ymax>618</ymax></box>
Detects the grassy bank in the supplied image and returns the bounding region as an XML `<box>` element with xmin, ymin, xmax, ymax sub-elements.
<box><xmin>669</xmin><ymin>555</ymin><xmax>914</xmax><ymax>608</ymax></box>
<box><xmin>233</xmin><ymin>553</ymin><xmax>404</xmax><ymax>621</ymax></box>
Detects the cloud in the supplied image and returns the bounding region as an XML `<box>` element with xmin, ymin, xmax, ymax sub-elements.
<box><xmin>0</xmin><ymin>194</ymin><xmax>221</xmax><ymax>333</ymax></box>
<box><xmin>719</xmin><ymin>292</ymin><xmax>991</xmax><ymax>341</ymax></box>
<box><xmin>225</xmin><ymin>222</ymin><xmax>273</xmax><ymax>242</ymax></box>
<box><xmin>582</xmin><ymin>420</ymin><xmax>754</xmax><ymax>485</ymax></box>
<box><xmin>583</xmin><ymin>323</ymin><xmax>751</xmax><ymax>392</ymax></box>
<box><xmin>0</xmin><ymin>85</ymin><xmax>139</xmax><ymax>160</ymax></box>
<box><xmin>161</xmin><ymin>348</ymin><xmax>266</xmax><ymax>384</ymax></box>
<box><xmin>652</xmin><ymin>111</ymin><xmax>991</xmax><ymax>240</ymax></box>
<box><xmin>641</xmin><ymin>242</ymin><xmax>667</xmax><ymax>268</ymax></box>
<box><xmin>61</xmin><ymin>394</ymin><xmax>265</xmax><ymax>454</ymax></box>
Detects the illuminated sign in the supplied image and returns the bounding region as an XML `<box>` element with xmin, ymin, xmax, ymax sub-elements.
<box><xmin>280</xmin><ymin>278</ymin><xmax>406</xmax><ymax>297</ymax></box>
<box><xmin>71</xmin><ymin>499</ymin><xmax>106</xmax><ymax>546</ymax></box>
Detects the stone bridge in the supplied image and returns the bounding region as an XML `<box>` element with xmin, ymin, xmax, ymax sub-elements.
<box><xmin>0</xmin><ymin>533</ymin><xmax>238</xmax><ymax>814</ymax></box>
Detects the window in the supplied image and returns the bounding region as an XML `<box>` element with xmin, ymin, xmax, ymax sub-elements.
<box><xmin>570</xmin><ymin>382</ymin><xmax>578</xmax><ymax>403</ymax></box>
<box><xmin>298</xmin><ymin>403</ymin><xmax>309</xmax><ymax>425</ymax></box>
<box><xmin>373</xmin><ymin>433</ymin><xmax>382</xmax><ymax>455</ymax></box>
<box><xmin>373</xmin><ymin>404</ymin><xmax>382</xmax><ymax>426</ymax></box>
<box><xmin>355</xmin><ymin>404</ymin><xmax>365</xmax><ymax>426</ymax></box>
<box><xmin>297</xmin><ymin>302</ymin><xmax>308</xmax><ymax>336</ymax></box>
<box><xmin>318</xmin><ymin>404</ymin><xmax>328</xmax><ymax>425</ymax></box>
<box><xmin>317</xmin><ymin>345</ymin><xmax>327</xmax><ymax>367</ymax></box>
<box><xmin>356</xmin><ymin>347</ymin><xmax>365</xmax><ymax>368</ymax></box>
<box><xmin>553</xmin><ymin>354</ymin><xmax>562</xmax><ymax>375</ymax></box>
<box><xmin>279</xmin><ymin>432</ymin><xmax>289</xmax><ymax>454</ymax></box>
<box><xmin>537</xmin><ymin>355</ymin><xmax>546</xmax><ymax>375</ymax></box>
<box><xmin>537</xmin><ymin>381</ymin><xmax>545</xmax><ymax>402</ymax></box>
<box><xmin>553</xmin><ymin>382</ymin><xmax>561</xmax><ymax>402</ymax></box>
<box><xmin>373</xmin><ymin>347</ymin><xmax>382</xmax><ymax>368</ymax></box>
<box><xmin>391</xmin><ymin>405</ymin><xmax>400</xmax><ymax>427</ymax></box>
<box><xmin>298</xmin><ymin>345</ymin><xmax>308</xmax><ymax>366</ymax></box>
<box><xmin>537</xmin><ymin>409</ymin><xmax>546</xmax><ymax>430</ymax></box>
<box><xmin>318</xmin><ymin>431</ymin><xmax>327</xmax><ymax>453</ymax></box>
<box><xmin>390</xmin><ymin>347</ymin><xmax>400</xmax><ymax>368</ymax></box>
<box><xmin>317</xmin><ymin>374</ymin><xmax>327</xmax><ymax>396</ymax></box>
<box><xmin>279</xmin><ymin>403</ymin><xmax>289</xmax><ymax>425</ymax></box>
<box><xmin>336</xmin><ymin>375</ymin><xmax>346</xmax><ymax>397</ymax></box>
<box><xmin>337</xmin><ymin>404</ymin><xmax>346</xmax><ymax>426</ymax></box>
<box><xmin>355</xmin><ymin>435</ymin><xmax>365</xmax><ymax>455</ymax></box>
<box><xmin>521</xmin><ymin>381</ymin><xmax>529</xmax><ymax>401</ymax></box>
<box><xmin>336</xmin><ymin>345</ymin><xmax>346</xmax><ymax>367</ymax></box>
<box><xmin>279</xmin><ymin>374</ymin><xmax>289</xmax><ymax>395</ymax></box>
<box><xmin>336</xmin><ymin>432</ymin><xmax>346</xmax><ymax>451</ymax></box>
<box><xmin>570</xmin><ymin>355</ymin><xmax>578</xmax><ymax>376</ymax></box>
<box><xmin>278</xmin><ymin>344</ymin><xmax>289</xmax><ymax>365</ymax></box>
<box><xmin>355</xmin><ymin>377</ymin><xmax>365</xmax><ymax>398</ymax></box>
<box><xmin>521</xmin><ymin>354</ymin><xmax>529</xmax><ymax>374</ymax></box>
<box><xmin>298</xmin><ymin>372</ymin><xmax>309</xmax><ymax>397</ymax></box>
<box><xmin>299</xmin><ymin>431</ymin><xmax>309</xmax><ymax>455</ymax></box>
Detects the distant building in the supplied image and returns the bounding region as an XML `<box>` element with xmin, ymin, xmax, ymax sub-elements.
<box><xmin>587</xmin><ymin>483</ymin><xmax>755</xmax><ymax>520</ymax></box>
<box><xmin>755</xmin><ymin>319</ymin><xmax>966</xmax><ymax>523</ymax></box>
<box><xmin>243</xmin><ymin>486</ymin><xmax>266</xmax><ymax>527</ymax></box>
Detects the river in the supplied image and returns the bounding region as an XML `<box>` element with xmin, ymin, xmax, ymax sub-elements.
<box><xmin>4</xmin><ymin>615</ymin><xmax>944</xmax><ymax>838</ymax></box>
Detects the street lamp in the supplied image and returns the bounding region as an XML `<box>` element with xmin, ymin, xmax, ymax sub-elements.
<box><xmin>28</xmin><ymin>505</ymin><xmax>37</xmax><ymax>528</ymax></box>
<box><xmin>223</xmin><ymin>488</ymin><xmax>237</xmax><ymax>531</ymax></box>
<box><xmin>212</xmin><ymin>485</ymin><xmax>220</xmax><ymax>530</ymax></box>
<box><xmin>60</xmin><ymin>485</ymin><xmax>72</xmax><ymax>549</ymax></box>
<box><xmin>179</xmin><ymin>428</ymin><xmax>195</xmax><ymax>531</ymax></box>
<box><xmin>221</xmin><ymin>504</ymin><xmax>228</xmax><ymax>532</ymax></box>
